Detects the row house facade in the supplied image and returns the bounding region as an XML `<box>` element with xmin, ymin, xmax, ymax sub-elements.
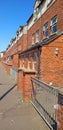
<box><xmin>2</xmin><ymin>0</ymin><xmax>63</xmax><ymax>95</ymax></box>
<box><xmin>3</xmin><ymin>0</ymin><xmax>63</xmax><ymax>87</ymax></box>
<box><xmin>2</xmin><ymin>1</ymin><xmax>63</xmax><ymax>129</ymax></box>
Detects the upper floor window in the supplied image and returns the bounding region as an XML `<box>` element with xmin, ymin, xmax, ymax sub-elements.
<box><xmin>51</xmin><ymin>16</ymin><xmax>57</xmax><ymax>34</ymax></box>
<box><xmin>34</xmin><ymin>0</ymin><xmax>40</xmax><ymax>22</ymax></box>
<box><xmin>34</xmin><ymin>10</ymin><xmax>38</xmax><ymax>22</ymax></box>
<box><xmin>47</xmin><ymin>0</ymin><xmax>55</xmax><ymax>8</ymax></box>
<box><xmin>36</xmin><ymin>29</ymin><xmax>40</xmax><ymax>43</ymax></box>
<box><xmin>32</xmin><ymin>33</ymin><xmax>35</xmax><ymax>44</ymax></box>
<box><xmin>43</xmin><ymin>22</ymin><xmax>48</xmax><ymax>38</ymax></box>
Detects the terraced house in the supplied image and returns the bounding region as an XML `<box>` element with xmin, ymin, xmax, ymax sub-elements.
<box><xmin>1</xmin><ymin>0</ymin><xmax>63</xmax><ymax>130</ymax></box>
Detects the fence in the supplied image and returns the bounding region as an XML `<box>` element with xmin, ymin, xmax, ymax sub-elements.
<box><xmin>10</xmin><ymin>67</ymin><xmax>18</xmax><ymax>82</ymax></box>
<box><xmin>31</xmin><ymin>77</ymin><xmax>58</xmax><ymax>130</ymax></box>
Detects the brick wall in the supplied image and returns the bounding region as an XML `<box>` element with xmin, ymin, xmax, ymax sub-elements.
<box><xmin>22</xmin><ymin>35</ymin><xmax>27</xmax><ymax>51</ymax></box>
<box><xmin>13</xmin><ymin>54</ymin><xmax>19</xmax><ymax>68</ymax></box>
<box><xmin>18</xmin><ymin>69</ymin><xmax>36</xmax><ymax>101</ymax></box>
<box><xmin>18</xmin><ymin>69</ymin><xmax>23</xmax><ymax>91</ymax></box>
<box><xmin>41</xmin><ymin>34</ymin><xmax>63</xmax><ymax>87</ymax></box>
<box><xmin>17</xmin><ymin>34</ymin><xmax>27</xmax><ymax>52</ymax></box>
<box><xmin>23</xmin><ymin>72</ymin><xmax>36</xmax><ymax>101</ymax></box>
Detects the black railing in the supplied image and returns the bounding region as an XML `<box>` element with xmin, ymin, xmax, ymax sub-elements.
<box><xmin>31</xmin><ymin>77</ymin><xmax>57</xmax><ymax>130</ymax></box>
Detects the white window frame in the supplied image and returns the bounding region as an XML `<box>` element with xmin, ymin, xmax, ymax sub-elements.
<box><xmin>33</xmin><ymin>52</ymin><xmax>37</xmax><ymax>70</ymax></box>
<box><xmin>36</xmin><ymin>29</ymin><xmax>40</xmax><ymax>43</ymax></box>
<box><xmin>32</xmin><ymin>33</ymin><xmax>35</xmax><ymax>44</ymax></box>
<box><xmin>33</xmin><ymin>61</ymin><xmax>37</xmax><ymax>70</ymax></box>
<box><xmin>22</xmin><ymin>60</ymin><xmax>25</xmax><ymax>68</ymax></box>
<box><xmin>44</xmin><ymin>22</ymin><xmax>49</xmax><ymax>38</ymax></box>
<box><xmin>28</xmin><ymin>61</ymin><xmax>31</xmax><ymax>69</ymax></box>
<box><xmin>51</xmin><ymin>16</ymin><xmax>57</xmax><ymax>34</ymax></box>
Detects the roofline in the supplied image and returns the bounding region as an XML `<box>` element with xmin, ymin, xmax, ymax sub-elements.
<box><xmin>27</xmin><ymin>14</ymin><xmax>33</xmax><ymax>24</ymax></box>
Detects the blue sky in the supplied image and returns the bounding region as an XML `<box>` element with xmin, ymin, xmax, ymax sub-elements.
<box><xmin>0</xmin><ymin>0</ymin><xmax>35</xmax><ymax>52</ymax></box>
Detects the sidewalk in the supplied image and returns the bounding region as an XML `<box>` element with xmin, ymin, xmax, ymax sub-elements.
<box><xmin>0</xmin><ymin>63</ymin><xmax>50</xmax><ymax>130</ymax></box>
<box><xmin>0</xmin><ymin>63</ymin><xmax>16</xmax><ymax>99</ymax></box>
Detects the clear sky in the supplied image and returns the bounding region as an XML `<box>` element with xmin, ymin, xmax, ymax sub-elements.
<box><xmin>0</xmin><ymin>0</ymin><xmax>35</xmax><ymax>52</ymax></box>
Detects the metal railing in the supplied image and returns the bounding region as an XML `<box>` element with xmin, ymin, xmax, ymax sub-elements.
<box><xmin>31</xmin><ymin>77</ymin><xmax>58</xmax><ymax>130</ymax></box>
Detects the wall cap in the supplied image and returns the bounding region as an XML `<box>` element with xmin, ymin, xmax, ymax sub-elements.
<box><xmin>18</xmin><ymin>67</ymin><xmax>37</xmax><ymax>73</ymax></box>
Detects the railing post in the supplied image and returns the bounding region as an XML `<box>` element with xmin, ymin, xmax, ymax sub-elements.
<box><xmin>52</xmin><ymin>122</ymin><xmax>57</xmax><ymax>130</ymax></box>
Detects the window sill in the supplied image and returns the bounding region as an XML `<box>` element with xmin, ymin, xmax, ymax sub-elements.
<box><xmin>32</xmin><ymin>41</ymin><xmax>39</xmax><ymax>46</ymax></box>
<box><xmin>49</xmin><ymin>32</ymin><xmax>57</xmax><ymax>39</ymax></box>
<box><xmin>50</xmin><ymin>31</ymin><xmax>57</xmax><ymax>36</ymax></box>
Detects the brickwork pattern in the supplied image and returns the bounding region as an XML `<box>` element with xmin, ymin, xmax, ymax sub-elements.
<box><xmin>41</xmin><ymin>35</ymin><xmax>63</xmax><ymax>87</ymax></box>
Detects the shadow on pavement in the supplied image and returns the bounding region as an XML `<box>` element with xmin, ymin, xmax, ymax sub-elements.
<box><xmin>0</xmin><ymin>84</ymin><xmax>17</xmax><ymax>101</ymax></box>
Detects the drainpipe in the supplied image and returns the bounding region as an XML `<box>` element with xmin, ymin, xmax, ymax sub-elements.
<box><xmin>37</xmin><ymin>12</ymin><xmax>42</xmax><ymax>79</ymax></box>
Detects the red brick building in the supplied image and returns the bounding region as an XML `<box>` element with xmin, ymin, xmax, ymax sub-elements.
<box><xmin>18</xmin><ymin>0</ymin><xmax>63</xmax><ymax>87</ymax></box>
<box><xmin>1</xmin><ymin>1</ymin><xmax>63</xmax><ymax>129</ymax></box>
<box><xmin>2</xmin><ymin>0</ymin><xmax>63</xmax><ymax>97</ymax></box>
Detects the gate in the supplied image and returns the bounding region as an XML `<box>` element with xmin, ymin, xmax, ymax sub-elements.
<box><xmin>10</xmin><ymin>67</ymin><xmax>18</xmax><ymax>82</ymax></box>
<box><xmin>31</xmin><ymin>77</ymin><xmax>58</xmax><ymax>130</ymax></box>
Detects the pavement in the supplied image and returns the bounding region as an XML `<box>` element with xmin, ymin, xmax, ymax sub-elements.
<box><xmin>0</xmin><ymin>63</ymin><xmax>50</xmax><ymax>130</ymax></box>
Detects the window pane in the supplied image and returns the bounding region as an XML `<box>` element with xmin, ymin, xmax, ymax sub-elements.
<box><xmin>52</xmin><ymin>16</ymin><xmax>57</xmax><ymax>33</ymax></box>
<box><xmin>52</xmin><ymin>17</ymin><xmax>57</xmax><ymax>24</ymax></box>
<box><xmin>34</xmin><ymin>53</ymin><xmax>37</xmax><ymax>61</ymax></box>
<box><xmin>44</xmin><ymin>22</ymin><xmax>48</xmax><ymax>37</ymax></box>
<box><xmin>52</xmin><ymin>25</ymin><xmax>57</xmax><ymax>33</ymax></box>
<box><xmin>36</xmin><ymin>30</ymin><xmax>39</xmax><ymax>42</ymax></box>
<box><xmin>33</xmin><ymin>61</ymin><xmax>37</xmax><ymax>70</ymax></box>
<box><xmin>45</xmin><ymin>23</ymin><xmax>48</xmax><ymax>30</ymax></box>
<box><xmin>45</xmin><ymin>31</ymin><xmax>48</xmax><ymax>37</ymax></box>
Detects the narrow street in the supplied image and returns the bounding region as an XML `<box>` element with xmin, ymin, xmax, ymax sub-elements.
<box><xmin>0</xmin><ymin>63</ymin><xmax>50</xmax><ymax>130</ymax></box>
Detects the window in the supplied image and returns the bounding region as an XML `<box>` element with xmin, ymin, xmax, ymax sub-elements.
<box><xmin>28</xmin><ymin>61</ymin><xmax>31</xmax><ymax>69</ymax></box>
<box><xmin>34</xmin><ymin>11</ymin><xmax>37</xmax><ymax>22</ymax></box>
<box><xmin>33</xmin><ymin>53</ymin><xmax>37</xmax><ymax>70</ymax></box>
<box><xmin>34</xmin><ymin>6</ymin><xmax>38</xmax><ymax>22</ymax></box>
<box><xmin>22</xmin><ymin>60</ymin><xmax>24</xmax><ymax>68</ymax></box>
<box><xmin>32</xmin><ymin>33</ymin><xmax>35</xmax><ymax>44</ymax></box>
<box><xmin>36</xmin><ymin>30</ymin><xmax>40</xmax><ymax>43</ymax></box>
<box><xmin>51</xmin><ymin>16</ymin><xmax>57</xmax><ymax>33</ymax></box>
<box><xmin>33</xmin><ymin>61</ymin><xmax>37</xmax><ymax>70</ymax></box>
<box><xmin>47</xmin><ymin>0</ymin><xmax>55</xmax><ymax>8</ymax></box>
<box><xmin>47</xmin><ymin>0</ymin><xmax>53</xmax><ymax>7</ymax></box>
<box><xmin>44</xmin><ymin>22</ymin><xmax>49</xmax><ymax>38</ymax></box>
